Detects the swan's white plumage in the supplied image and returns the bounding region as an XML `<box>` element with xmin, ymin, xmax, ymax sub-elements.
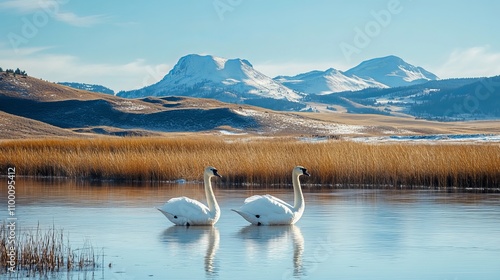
<box><xmin>232</xmin><ymin>166</ymin><xmax>310</xmax><ymax>226</ymax></box>
<box><xmin>244</xmin><ymin>195</ymin><xmax>294</xmax><ymax>214</ymax></box>
<box><xmin>158</xmin><ymin>197</ymin><xmax>212</xmax><ymax>225</ymax></box>
<box><xmin>232</xmin><ymin>194</ymin><xmax>295</xmax><ymax>225</ymax></box>
<box><xmin>158</xmin><ymin>167</ymin><xmax>221</xmax><ymax>226</ymax></box>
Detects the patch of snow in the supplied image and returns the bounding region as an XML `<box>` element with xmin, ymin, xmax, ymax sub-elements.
<box><xmin>238</xmin><ymin>108</ymin><xmax>365</xmax><ymax>135</ymax></box>
<box><xmin>115</xmin><ymin>101</ymin><xmax>150</xmax><ymax>111</ymax></box>
<box><xmin>218</xmin><ymin>130</ymin><xmax>247</xmax><ymax>135</ymax></box>
<box><xmin>212</xmin><ymin>56</ymin><xmax>228</xmax><ymax>70</ymax></box>
<box><xmin>351</xmin><ymin>134</ymin><xmax>500</xmax><ymax>143</ymax></box>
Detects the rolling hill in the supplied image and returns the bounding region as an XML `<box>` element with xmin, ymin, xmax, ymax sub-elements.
<box><xmin>304</xmin><ymin>76</ymin><xmax>500</xmax><ymax>121</ymax></box>
<box><xmin>0</xmin><ymin>72</ymin><xmax>259</xmax><ymax>137</ymax></box>
<box><xmin>1</xmin><ymin>71</ymin><xmax>399</xmax><ymax>138</ymax></box>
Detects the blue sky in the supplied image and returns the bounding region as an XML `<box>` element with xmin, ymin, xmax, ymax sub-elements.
<box><xmin>1</xmin><ymin>0</ymin><xmax>499</xmax><ymax>91</ymax></box>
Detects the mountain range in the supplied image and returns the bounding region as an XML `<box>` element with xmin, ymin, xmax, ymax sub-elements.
<box><xmin>111</xmin><ymin>53</ymin><xmax>500</xmax><ymax>120</ymax></box>
<box><xmin>26</xmin><ymin>53</ymin><xmax>500</xmax><ymax>121</ymax></box>
<box><xmin>117</xmin><ymin>54</ymin><xmax>438</xmax><ymax>102</ymax></box>
<box><xmin>275</xmin><ymin>55</ymin><xmax>438</xmax><ymax>95</ymax></box>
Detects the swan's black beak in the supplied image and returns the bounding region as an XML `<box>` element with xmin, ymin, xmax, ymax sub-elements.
<box><xmin>301</xmin><ymin>168</ymin><xmax>310</xmax><ymax>176</ymax></box>
<box><xmin>213</xmin><ymin>169</ymin><xmax>222</xmax><ymax>178</ymax></box>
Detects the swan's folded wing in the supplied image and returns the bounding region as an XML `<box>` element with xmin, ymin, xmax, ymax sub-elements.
<box><xmin>263</xmin><ymin>194</ymin><xmax>293</xmax><ymax>209</ymax></box>
<box><xmin>160</xmin><ymin>197</ymin><xmax>210</xmax><ymax>216</ymax></box>
<box><xmin>242</xmin><ymin>194</ymin><xmax>294</xmax><ymax>215</ymax></box>
<box><xmin>244</xmin><ymin>195</ymin><xmax>264</xmax><ymax>204</ymax></box>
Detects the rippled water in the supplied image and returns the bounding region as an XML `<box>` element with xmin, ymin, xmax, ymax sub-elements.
<box><xmin>2</xmin><ymin>179</ymin><xmax>500</xmax><ymax>279</ymax></box>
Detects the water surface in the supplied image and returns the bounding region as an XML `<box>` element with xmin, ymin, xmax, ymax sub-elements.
<box><xmin>1</xmin><ymin>179</ymin><xmax>500</xmax><ymax>279</ymax></box>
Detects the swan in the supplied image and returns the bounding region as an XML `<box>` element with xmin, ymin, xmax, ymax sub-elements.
<box><xmin>158</xmin><ymin>166</ymin><xmax>221</xmax><ymax>226</ymax></box>
<box><xmin>232</xmin><ymin>166</ymin><xmax>310</xmax><ymax>225</ymax></box>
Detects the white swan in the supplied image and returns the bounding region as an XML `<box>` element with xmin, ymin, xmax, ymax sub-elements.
<box><xmin>232</xmin><ymin>166</ymin><xmax>310</xmax><ymax>225</ymax></box>
<box><xmin>158</xmin><ymin>166</ymin><xmax>221</xmax><ymax>226</ymax></box>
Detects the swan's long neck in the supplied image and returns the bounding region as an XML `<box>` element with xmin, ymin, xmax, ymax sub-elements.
<box><xmin>204</xmin><ymin>174</ymin><xmax>220</xmax><ymax>215</ymax></box>
<box><xmin>292</xmin><ymin>173</ymin><xmax>305</xmax><ymax>214</ymax></box>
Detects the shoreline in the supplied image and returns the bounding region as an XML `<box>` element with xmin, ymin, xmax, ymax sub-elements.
<box><xmin>2</xmin><ymin>174</ymin><xmax>499</xmax><ymax>194</ymax></box>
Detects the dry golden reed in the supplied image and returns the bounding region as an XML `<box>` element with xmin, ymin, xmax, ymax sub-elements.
<box><xmin>0</xmin><ymin>223</ymin><xmax>96</xmax><ymax>274</ymax></box>
<box><xmin>1</xmin><ymin>137</ymin><xmax>499</xmax><ymax>188</ymax></box>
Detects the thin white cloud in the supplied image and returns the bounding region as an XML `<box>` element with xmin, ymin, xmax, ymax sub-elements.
<box><xmin>0</xmin><ymin>0</ymin><xmax>41</xmax><ymax>12</ymax></box>
<box><xmin>0</xmin><ymin>43</ymin><xmax>52</xmax><ymax>56</ymax></box>
<box><xmin>53</xmin><ymin>12</ymin><xmax>108</xmax><ymax>27</ymax></box>
<box><xmin>0</xmin><ymin>46</ymin><xmax>170</xmax><ymax>92</ymax></box>
<box><xmin>437</xmin><ymin>46</ymin><xmax>500</xmax><ymax>78</ymax></box>
<box><xmin>0</xmin><ymin>0</ymin><xmax>108</xmax><ymax>27</ymax></box>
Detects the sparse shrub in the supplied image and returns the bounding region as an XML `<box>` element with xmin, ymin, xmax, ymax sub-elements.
<box><xmin>2</xmin><ymin>67</ymin><xmax>27</xmax><ymax>76</ymax></box>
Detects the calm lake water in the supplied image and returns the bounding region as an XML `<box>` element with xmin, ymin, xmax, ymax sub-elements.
<box><xmin>2</xmin><ymin>178</ymin><xmax>500</xmax><ymax>279</ymax></box>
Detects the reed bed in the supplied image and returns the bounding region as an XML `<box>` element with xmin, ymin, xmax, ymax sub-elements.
<box><xmin>1</xmin><ymin>137</ymin><xmax>499</xmax><ymax>189</ymax></box>
<box><xmin>0</xmin><ymin>223</ymin><xmax>96</xmax><ymax>275</ymax></box>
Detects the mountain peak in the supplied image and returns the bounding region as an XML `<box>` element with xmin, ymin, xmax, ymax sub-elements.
<box><xmin>376</xmin><ymin>55</ymin><xmax>404</xmax><ymax>62</ymax></box>
<box><xmin>119</xmin><ymin>54</ymin><xmax>302</xmax><ymax>103</ymax></box>
<box><xmin>345</xmin><ymin>55</ymin><xmax>438</xmax><ymax>87</ymax></box>
<box><xmin>172</xmin><ymin>54</ymin><xmax>253</xmax><ymax>74</ymax></box>
<box><xmin>275</xmin><ymin>67</ymin><xmax>387</xmax><ymax>95</ymax></box>
<box><xmin>324</xmin><ymin>68</ymin><xmax>341</xmax><ymax>75</ymax></box>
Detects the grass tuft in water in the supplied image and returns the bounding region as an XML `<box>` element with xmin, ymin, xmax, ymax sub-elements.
<box><xmin>0</xmin><ymin>223</ymin><xmax>97</xmax><ymax>275</ymax></box>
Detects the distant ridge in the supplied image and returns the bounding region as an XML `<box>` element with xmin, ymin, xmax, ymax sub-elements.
<box><xmin>58</xmin><ymin>82</ymin><xmax>115</xmax><ymax>95</ymax></box>
<box><xmin>274</xmin><ymin>68</ymin><xmax>388</xmax><ymax>95</ymax></box>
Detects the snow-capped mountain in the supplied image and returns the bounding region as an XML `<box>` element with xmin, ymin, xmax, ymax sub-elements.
<box><xmin>118</xmin><ymin>54</ymin><xmax>302</xmax><ymax>103</ymax></box>
<box><xmin>117</xmin><ymin>54</ymin><xmax>440</xmax><ymax>112</ymax></box>
<box><xmin>344</xmin><ymin>55</ymin><xmax>438</xmax><ymax>88</ymax></box>
<box><xmin>274</xmin><ymin>68</ymin><xmax>388</xmax><ymax>95</ymax></box>
<box><xmin>274</xmin><ymin>55</ymin><xmax>437</xmax><ymax>94</ymax></box>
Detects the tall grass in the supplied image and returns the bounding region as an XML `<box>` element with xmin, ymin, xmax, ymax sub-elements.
<box><xmin>0</xmin><ymin>224</ymin><xmax>96</xmax><ymax>274</ymax></box>
<box><xmin>1</xmin><ymin>137</ymin><xmax>499</xmax><ymax>189</ymax></box>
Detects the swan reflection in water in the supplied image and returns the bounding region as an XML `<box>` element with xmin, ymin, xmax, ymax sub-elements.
<box><xmin>238</xmin><ymin>225</ymin><xmax>305</xmax><ymax>277</ymax></box>
<box><xmin>160</xmin><ymin>226</ymin><xmax>220</xmax><ymax>277</ymax></box>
